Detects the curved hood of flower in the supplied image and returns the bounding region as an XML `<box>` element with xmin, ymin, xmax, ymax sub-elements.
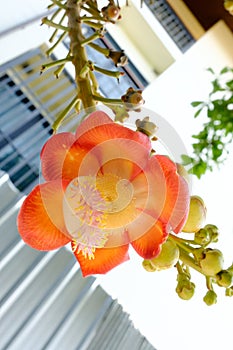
<box><xmin>17</xmin><ymin>111</ymin><xmax>189</xmax><ymax>276</ymax></box>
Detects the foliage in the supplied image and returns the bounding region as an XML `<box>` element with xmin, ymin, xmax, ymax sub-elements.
<box><xmin>182</xmin><ymin>67</ymin><xmax>233</xmax><ymax>178</ymax></box>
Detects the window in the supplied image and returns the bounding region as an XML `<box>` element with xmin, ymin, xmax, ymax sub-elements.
<box><xmin>0</xmin><ymin>31</ymin><xmax>148</xmax><ymax>193</ymax></box>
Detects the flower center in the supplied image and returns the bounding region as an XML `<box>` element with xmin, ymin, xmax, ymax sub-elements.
<box><xmin>63</xmin><ymin>174</ymin><xmax>136</xmax><ymax>259</ymax></box>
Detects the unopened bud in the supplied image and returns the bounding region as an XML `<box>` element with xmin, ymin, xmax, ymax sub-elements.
<box><xmin>225</xmin><ymin>286</ymin><xmax>233</xmax><ymax>297</ymax></box>
<box><xmin>149</xmin><ymin>240</ymin><xmax>179</xmax><ymax>271</ymax></box>
<box><xmin>199</xmin><ymin>249</ymin><xmax>224</xmax><ymax>276</ymax></box>
<box><xmin>176</xmin><ymin>279</ymin><xmax>195</xmax><ymax>300</ymax></box>
<box><xmin>136</xmin><ymin>116</ymin><xmax>158</xmax><ymax>137</ymax></box>
<box><xmin>142</xmin><ymin>259</ymin><xmax>157</xmax><ymax>272</ymax></box>
<box><xmin>101</xmin><ymin>4</ymin><xmax>121</xmax><ymax>21</ymax></box>
<box><xmin>224</xmin><ymin>1</ymin><xmax>233</xmax><ymax>15</ymax></box>
<box><xmin>182</xmin><ymin>195</ymin><xmax>207</xmax><ymax>233</ymax></box>
<box><xmin>216</xmin><ymin>270</ymin><xmax>233</xmax><ymax>288</ymax></box>
<box><xmin>194</xmin><ymin>228</ymin><xmax>211</xmax><ymax>245</ymax></box>
<box><xmin>203</xmin><ymin>290</ymin><xmax>217</xmax><ymax>306</ymax></box>
<box><xmin>121</xmin><ymin>87</ymin><xmax>145</xmax><ymax>111</ymax></box>
<box><xmin>204</xmin><ymin>224</ymin><xmax>219</xmax><ymax>243</ymax></box>
<box><xmin>108</xmin><ymin>50</ymin><xmax>128</xmax><ymax>67</ymax></box>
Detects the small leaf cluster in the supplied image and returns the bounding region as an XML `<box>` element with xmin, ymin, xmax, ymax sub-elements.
<box><xmin>182</xmin><ymin>67</ymin><xmax>233</xmax><ymax>178</ymax></box>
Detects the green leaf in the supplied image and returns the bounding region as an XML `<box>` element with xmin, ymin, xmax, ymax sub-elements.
<box><xmin>194</xmin><ymin>108</ymin><xmax>202</xmax><ymax>118</ymax></box>
<box><xmin>181</xmin><ymin>154</ymin><xmax>193</xmax><ymax>166</ymax></box>
<box><xmin>189</xmin><ymin>161</ymin><xmax>208</xmax><ymax>179</ymax></box>
<box><xmin>207</xmin><ymin>67</ymin><xmax>215</xmax><ymax>74</ymax></box>
<box><xmin>191</xmin><ymin>101</ymin><xmax>203</xmax><ymax>107</ymax></box>
<box><xmin>226</xmin><ymin>79</ymin><xmax>233</xmax><ymax>90</ymax></box>
<box><xmin>220</xmin><ymin>67</ymin><xmax>231</xmax><ymax>75</ymax></box>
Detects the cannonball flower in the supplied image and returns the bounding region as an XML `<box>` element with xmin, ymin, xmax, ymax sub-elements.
<box><xmin>17</xmin><ymin>111</ymin><xmax>189</xmax><ymax>277</ymax></box>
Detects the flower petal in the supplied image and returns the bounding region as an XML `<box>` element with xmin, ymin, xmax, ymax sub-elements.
<box><xmin>76</xmin><ymin>113</ymin><xmax>151</xmax><ymax>152</ymax></box>
<box><xmin>155</xmin><ymin>155</ymin><xmax>190</xmax><ymax>232</ymax></box>
<box><xmin>72</xmin><ymin>242</ymin><xmax>130</xmax><ymax>277</ymax></box>
<box><xmin>131</xmin><ymin>220</ymin><xmax>168</xmax><ymax>259</ymax></box>
<box><xmin>41</xmin><ymin>132</ymin><xmax>74</xmax><ymax>180</ymax></box>
<box><xmin>17</xmin><ymin>181</ymin><xmax>70</xmax><ymax>250</ymax></box>
<box><xmin>75</xmin><ymin>110</ymin><xmax>113</xmax><ymax>139</ymax></box>
<box><xmin>167</xmin><ymin>175</ymin><xmax>190</xmax><ymax>233</ymax></box>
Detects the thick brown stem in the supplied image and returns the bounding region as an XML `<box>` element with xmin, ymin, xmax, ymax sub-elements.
<box><xmin>66</xmin><ymin>0</ymin><xmax>96</xmax><ymax>109</ymax></box>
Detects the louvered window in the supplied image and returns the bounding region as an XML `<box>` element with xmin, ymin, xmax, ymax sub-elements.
<box><xmin>0</xmin><ymin>34</ymin><xmax>147</xmax><ymax>194</ymax></box>
<box><xmin>145</xmin><ymin>0</ymin><xmax>195</xmax><ymax>52</ymax></box>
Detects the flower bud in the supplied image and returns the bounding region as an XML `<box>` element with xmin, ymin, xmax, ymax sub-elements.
<box><xmin>199</xmin><ymin>249</ymin><xmax>224</xmax><ymax>276</ymax></box>
<box><xmin>101</xmin><ymin>4</ymin><xmax>121</xmax><ymax>21</ymax></box>
<box><xmin>108</xmin><ymin>50</ymin><xmax>128</xmax><ymax>67</ymax></box>
<box><xmin>182</xmin><ymin>195</ymin><xmax>207</xmax><ymax>233</ymax></box>
<box><xmin>176</xmin><ymin>279</ymin><xmax>195</xmax><ymax>300</ymax></box>
<box><xmin>224</xmin><ymin>1</ymin><xmax>233</xmax><ymax>15</ymax></box>
<box><xmin>216</xmin><ymin>270</ymin><xmax>233</xmax><ymax>288</ymax></box>
<box><xmin>204</xmin><ymin>224</ymin><xmax>219</xmax><ymax>243</ymax></box>
<box><xmin>142</xmin><ymin>259</ymin><xmax>157</xmax><ymax>272</ymax></box>
<box><xmin>194</xmin><ymin>228</ymin><xmax>211</xmax><ymax>245</ymax></box>
<box><xmin>135</xmin><ymin>116</ymin><xmax>158</xmax><ymax>137</ymax></box>
<box><xmin>149</xmin><ymin>240</ymin><xmax>180</xmax><ymax>271</ymax></box>
<box><xmin>121</xmin><ymin>87</ymin><xmax>145</xmax><ymax>111</ymax></box>
<box><xmin>225</xmin><ymin>287</ymin><xmax>233</xmax><ymax>297</ymax></box>
<box><xmin>203</xmin><ymin>290</ymin><xmax>217</xmax><ymax>306</ymax></box>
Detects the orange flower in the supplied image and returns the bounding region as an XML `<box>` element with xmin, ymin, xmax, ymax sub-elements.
<box><xmin>17</xmin><ymin>111</ymin><xmax>189</xmax><ymax>276</ymax></box>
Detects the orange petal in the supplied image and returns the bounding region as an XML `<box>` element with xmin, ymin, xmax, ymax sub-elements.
<box><xmin>131</xmin><ymin>220</ymin><xmax>168</xmax><ymax>259</ymax></box>
<box><xmin>41</xmin><ymin>132</ymin><xmax>75</xmax><ymax>181</ymax></box>
<box><xmin>156</xmin><ymin>156</ymin><xmax>189</xmax><ymax>232</ymax></box>
<box><xmin>167</xmin><ymin>175</ymin><xmax>190</xmax><ymax>233</ymax></box>
<box><xmin>72</xmin><ymin>242</ymin><xmax>130</xmax><ymax>277</ymax></box>
<box><xmin>75</xmin><ymin>110</ymin><xmax>113</xmax><ymax>139</ymax></box>
<box><xmin>132</xmin><ymin>156</ymin><xmax>167</xmax><ymax>219</ymax></box>
<box><xmin>76</xmin><ymin>116</ymin><xmax>151</xmax><ymax>152</ymax></box>
<box><xmin>17</xmin><ymin>181</ymin><xmax>70</xmax><ymax>250</ymax></box>
<box><xmin>143</xmin><ymin>155</ymin><xmax>190</xmax><ymax>232</ymax></box>
<box><xmin>155</xmin><ymin>155</ymin><xmax>177</xmax><ymax>173</ymax></box>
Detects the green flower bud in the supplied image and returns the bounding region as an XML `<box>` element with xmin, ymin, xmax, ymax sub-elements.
<box><xmin>216</xmin><ymin>270</ymin><xmax>233</xmax><ymax>288</ymax></box>
<box><xmin>225</xmin><ymin>287</ymin><xmax>233</xmax><ymax>297</ymax></box>
<box><xmin>203</xmin><ymin>290</ymin><xmax>217</xmax><ymax>306</ymax></box>
<box><xmin>199</xmin><ymin>249</ymin><xmax>224</xmax><ymax>276</ymax></box>
<box><xmin>204</xmin><ymin>224</ymin><xmax>219</xmax><ymax>243</ymax></box>
<box><xmin>194</xmin><ymin>228</ymin><xmax>211</xmax><ymax>246</ymax></box>
<box><xmin>176</xmin><ymin>280</ymin><xmax>195</xmax><ymax>300</ymax></box>
<box><xmin>182</xmin><ymin>195</ymin><xmax>207</xmax><ymax>233</ymax></box>
<box><xmin>150</xmin><ymin>240</ymin><xmax>180</xmax><ymax>271</ymax></box>
<box><xmin>142</xmin><ymin>259</ymin><xmax>157</xmax><ymax>272</ymax></box>
<box><xmin>224</xmin><ymin>1</ymin><xmax>233</xmax><ymax>15</ymax></box>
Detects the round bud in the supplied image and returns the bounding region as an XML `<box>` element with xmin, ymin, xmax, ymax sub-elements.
<box><xmin>150</xmin><ymin>240</ymin><xmax>179</xmax><ymax>271</ymax></box>
<box><xmin>142</xmin><ymin>259</ymin><xmax>157</xmax><ymax>272</ymax></box>
<box><xmin>216</xmin><ymin>270</ymin><xmax>233</xmax><ymax>288</ymax></box>
<box><xmin>204</xmin><ymin>224</ymin><xmax>219</xmax><ymax>243</ymax></box>
<box><xmin>182</xmin><ymin>195</ymin><xmax>207</xmax><ymax>233</ymax></box>
<box><xmin>199</xmin><ymin>249</ymin><xmax>224</xmax><ymax>276</ymax></box>
<box><xmin>225</xmin><ymin>287</ymin><xmax>233</xmax><ymax>297</ymax></box>
<box><xmin>176</xmin><ymin>280</ymin><xmax>195</xmax><ymax>300</ymax></box>
<box><xmin>102</xmin><ymin>4</ymin><xmax>121</xmax><ymax>21</ymax></box>
<box><xmin>224</xmin><ymin>1</ymin><xmax>233</xmax><ymax>14</ymax></box>
<box><xmin>194</xmin><ymin>228</ymin><xmax>210</xmax><ymax>245</ymax></box>
<box><xmin>203</xmin><ymin>290</ymin><xmax>217</xmax><ymax>306</ymax></box>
